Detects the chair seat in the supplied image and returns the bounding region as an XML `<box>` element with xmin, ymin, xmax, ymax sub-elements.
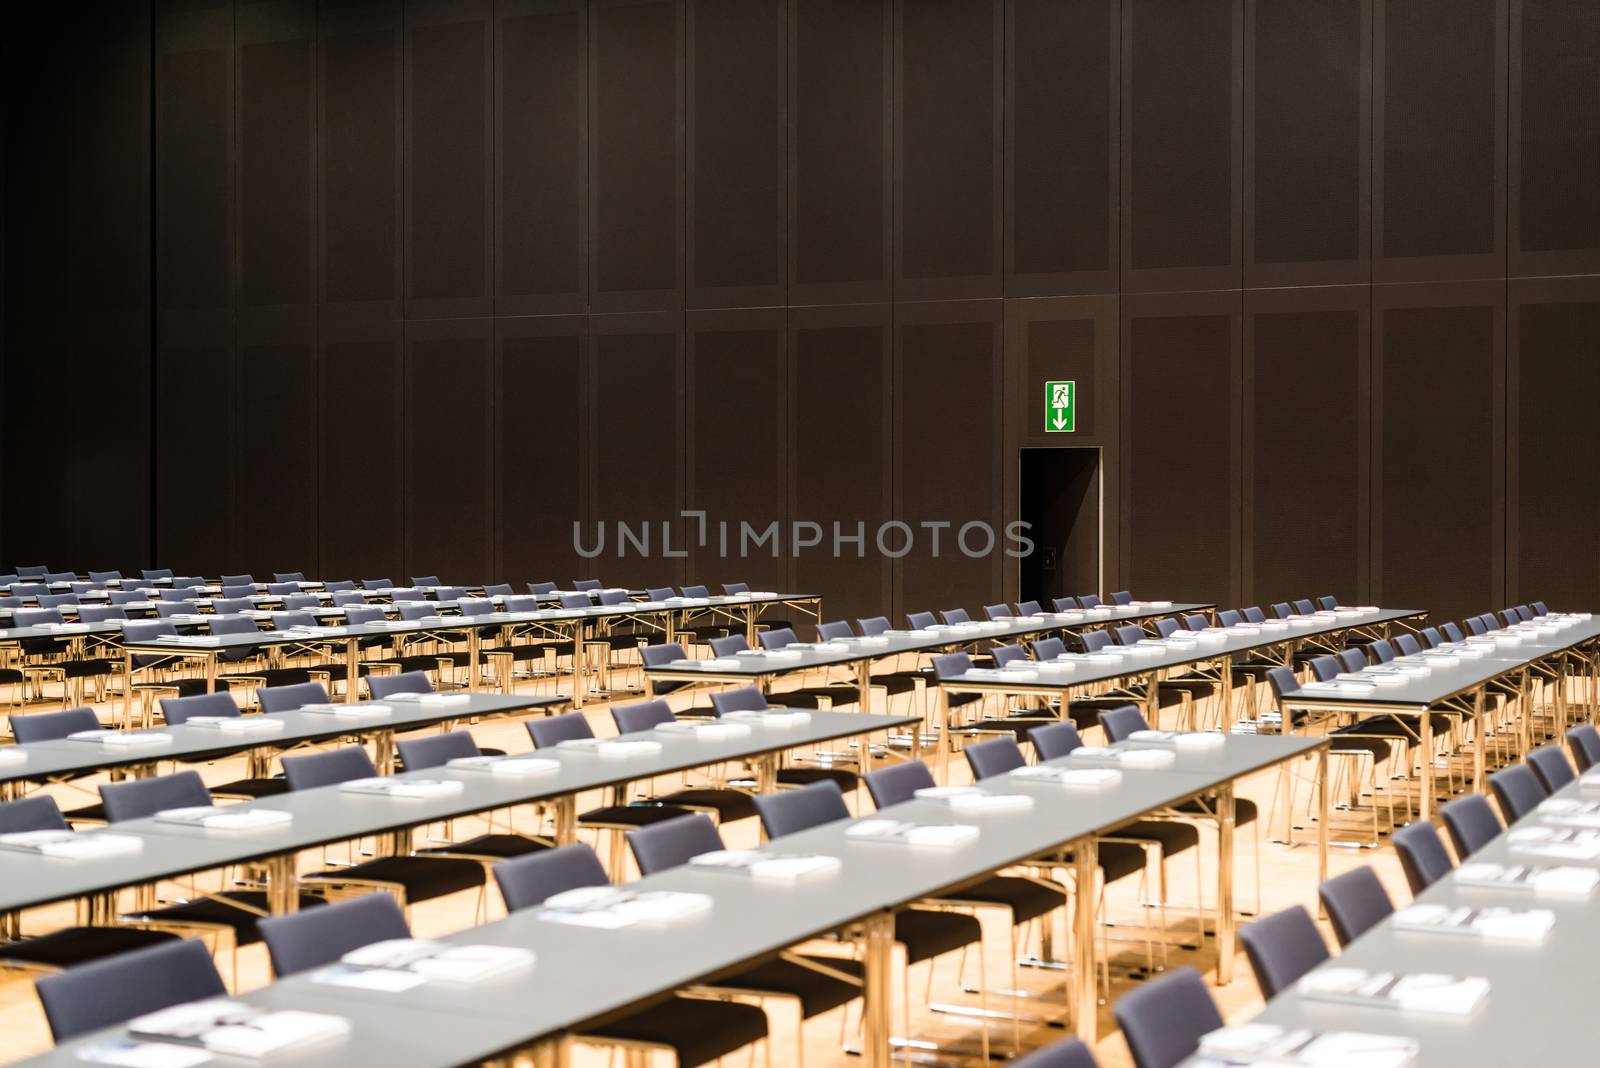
<box><xmin>222</xmin><ymin>668</ymin><xmax>314</xmax><ymax>689</ymax></box>
<box><xmin>1334</xmin><ymin>715</ymin><xmax>1418</xmax><ymax>740</ymax></box>
<box><xmin>941</xmin><ymin>875</ymin><xmax>1064</xmax><ymax>925</ymax></box>
<box><xmin>416</xmin><ymin>834</ymin><xmax>547</xmax><ymax>861</ymax></box>
<box><xmin>869</xmin><ymin>673</ymin><xmax>924</xmax><ymax>696</ymax></box>
<box><xmin>62</xmin><ymin>659</ymin><xmax>117</xmax><ymax>679</ymax></box>
<box><xmin>1097</xmin><ymin>840</ymin><xmax>1153</xmax><ymax>882</ymax></box>
<box><xmin>777</xmin><ymin>767</ymin><xmax>859</xmax><ymax>791</ymax></box>
<box><xmin>131</xmin><ymin>893</ymin><xmax>328</xmax><ymax>946</ymax></box>
<box><xmin>0</xmin><ymin>925</ymin><xmax>178</xmax><ymax>968</ymax></box>
<box><xmin>579</xmin><ymin>803</ymin><xmax>696</xmax><ymax>828</ymax></box>
<box><xmin>895</xmin><ymin>907</ymin><xmax>983</xmax><ymax>965</ymax></box>
<box><xmin>0</xmin><ymin>668</ymin><xmax>22</xmax><ymax>684</ymax></box>
<box><xmin>302</xmin><ymin>856</ymin><xmax>485</xmax><ymax>903</ymax></box>
<box><xmin>1173</xmin><ymin>797</ymin><xmax>1260</xmax><ymax>826</ymax></box>
<box><xmin>656</xmin><ymin>788</ymin><xmax>758</xmax><ymax>822</ymax></box>
<box><xmin>586</xmin><ymin>996</ymin><xmax>769</xmax><ymax>1068</ymax></box>
<box><xmin>1108</xmin><ymin>819</ymin><xmax>1201</xmax><ymax>857</ymax></box>
<box><xmin>366</xmin><ymin>655</ymin><xmax>450</xmax><ymax>675</ymax></box>
<box><xmin>484</xmin><ymin>643</ymin><xmax>570</xmax><ymax>661</ymax></box>
<box><xmin>1328</xmin><ymin>730</ymin><xmax>1392</xmax><ymax>761</ymax></box>
<box><xmin>63</xmin><ymin>803</ymin><xmax>107</xmax><ymax>824</ymax></box>
<box><xmin>769</xmin><ymin>686</ymin><xmax>859</xmax><ymax>709</ymax></box>
<box><xmin>207</xmin><ymin>777</ymin><xmax>290</xmax><ymax>800</ymax></box>
<box><xmin>721</xmin><ymin>955</ymin><xmax>864</xmax><ymax>1018</ymax></box>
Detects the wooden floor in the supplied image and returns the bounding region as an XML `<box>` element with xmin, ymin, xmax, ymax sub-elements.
<box><xmin>0</xmin><ymin>669</ymin><xmax>1413</xmax><ymax>1068</ymax></box>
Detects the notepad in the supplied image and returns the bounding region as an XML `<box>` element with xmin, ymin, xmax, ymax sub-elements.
<box><xmin>1298</xmin><ymin>680</ymin><xmax>1378</xmax><ymax>695</ymax></box>
<box><xmin>1295</xmin><ymin>968</ymin><xmax>1489</xmax><ymax>1016</ymax></box>
<box><xmin>555</xmin><ymin>738</ymin><xmax>664</xmax><ymax>758</ymax></box>
<box><xmin>1127</xmin><ymin>729</ymin><xmax>1226</xmax><ymax>751</ymax></box>
<box><xmin>336</xmin><ymin>938</ymin><xmax>534</xmax><ymax>984</ymax></box>
<box><xmin>538</xmin><ymin>886</ymin><xmax>713</xmax><ymax>927</ymax></box>
<box><xmin>0</xmin><ymin>829</ymin><xmax>144</xmax><ymax>860</ymax></box>
<box><xmin>182</xmin><ymin>716</ymin><xmax>286</xmax><ymax>735</ymax></box>
<box><xmin>912</xmin><ymin>786</ymin><xmax>1035</xmax><ymax>813</ymax></box>
<box><xmin>690</xmin><ymin>849</ymin><xmax>843</xmax><ymax>882</ymax></box>
<box><xmin>296</xmin><ymin>703</ymin><xmax>392</xmax><ymax>718</ymax></box>
<box><xmin>445</xmin><ymin>755</ymin><xmax>561</xmax><ymax>776</ymax></box>
<box><xmin>154</xmin><ymin>806</ymin><xmax>293</xmax><ymax>832</ymax></box>
<box><xmin>1507</xmin><ymin>825</ymin><xmax>1600</xmax><ymax>860</ymax></box>
<box><xmin>76</xmin><ymin>1037</ymin><xmax>214</xmax><ymax>1068</ymax></box>
<box><xmin>1128</xmin><ymin>600</ymin><xmax>1173</xmax><ymax>609</ymax></box>
<box><xmin>339</xmin><ymin>777</ymin><xmax>464</xmax><ymax>800</ymax></box>
<box><xmin>128</xmin><ymin>998</ymin><xmax>351</xmax><ymax>1058</ymax></box>
<box><xmin>654</xmin><ymin>721</ymin><xmax>754</xmax><ymax>742</ymax></box>
<box><xmin>384</xmin><ymin>692</ymin><xmax>471</xmax><ymax>708</ymax></box>
<box><xmin>0</xmin><ymin>748</ymin><xmax>26</xmax><ymax>767</ymax></box>
<box><xmin>721</xmin><ymin>709</ymin><xmax>812</xmax><ymax>727</ymax></box>
<box><xmin>845</xmin><ymin>820</ymin><xmax>979</xmax><ymax>848</ymax></box>
<box><xmin>1197</xmin><ymin>1024</ymin><xmax>1417</xmax><ymax>1068</ymax></box>
<box><xmin>1033</xmin><ymin>661</ymin><xmax>1077</xmax><ymax>678</ymax></box>
<box><xmin>1069</xmin><ymin>745</ymin><xmax>1176</xmax><ymax>769</ymax></box>
<box><xmin>1009</xmin><ymin>765</ymin><xmax>1123</xmax><ymax>789</ymax></box>
<box><xmin>68</xmin><ymin>730</ymin><xmax>174</xmax><ymax>748</ymax></box>
<box><xmin>1393</xmin><ymin>903</ymin><xmax>1553</xmax><ymax>943</ymax></box>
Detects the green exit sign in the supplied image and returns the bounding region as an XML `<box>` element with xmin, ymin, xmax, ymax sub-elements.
<box><xmin>1045</xmin><ymin>380</ymin><xmax>1076</xmax><ymax>433</ymax></box>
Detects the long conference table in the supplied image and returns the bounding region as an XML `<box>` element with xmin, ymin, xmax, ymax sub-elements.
<box><xmin>15</xmin><ymin>732</ymin><xmax>1326</xmax><ymax>1068</ymax></box>
<box><xmin>1280</xmin><ymin>613</ymin><xmax>1600</xmax><ymax>819</ymax></box>
<box><xmin>1177</xmin><ymin>769</ymin><xmax>1600</xmax><ymax>1067</ymax></box>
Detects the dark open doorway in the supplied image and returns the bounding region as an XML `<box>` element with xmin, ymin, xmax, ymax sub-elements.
<box><xmin>1019</xmin><ymin>447</ymin><xmax>1102</xmax><ymax>606</ymax></box>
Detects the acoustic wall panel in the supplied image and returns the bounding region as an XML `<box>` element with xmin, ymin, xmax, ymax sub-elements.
<box><xmin>498</xmin><ymin>318</ymin><xmax>588</xmax><ymax>586</ymax></box>
<box><xmin>234</xmin><ymin>339</ymin><xmax>318</xmax><ymax>574</ymax></box>
<box><xmin>497</xmin><ymin>0</ymin><xmax>586</xmax><ymax>316</ymax></box>
<box><xmin>896</xmin><ymin>303</ymin><xmax>1004</xmax><ymax>612</ymax></box>
<box><xmin>789</xmin><ymin>306</ymin><xmax>893</xmax><ymax>622</ymax></box>
<box><xmin>1122</xmin><ymin>295</ymin><xmax>1240</xmax><ymax>605</ymax></box>
<box><xmin>319</xmin><ymin>5</ymin><xmax>403</xmax><ymax>321</ymax></box>
<box><xmin>687</xmin><ymin>309</ymin><xmax>787</xmax><ymax>591</ymax></box>
<box><xmin>153</xmin><ymin>343</ymin><xmax>236</xmax><ymax>575</ymax></box>
<box><xmin>1005</xmin><ymin>0</ymin><xmax>1118</xmax><ymax>295</ymax></box>
<box><xmin>1245</xmin><ymin>0</ymin><xmax>1368</xmax><ymax>286</ymax></box>
<box><xmin>319</xmin><ymin>325</ymin><xmax>404</xmax><ymax>580</ymax></box>
<box><xmin>1374</xmin><ymin>284</ymin><xmax>1504</xmax><ymax>623</ymax></box>
<box><xmin>1245</xmin><ymin>289</ymin><xmax>1368</xmax><ymax>605</ymax></box>
<box><xmin>238</xmin><ymin>6</ymin><xmax>315</xmax><ymax>310</ymax></box>
<box><xmin>895</xmin><ymin>0</ymin><xmax>1002</xmax><ymax>299</ymax></box>
<box><xmin>405</xmin><ymin>320</ymin><xmax>494</xmax><ymax>581</ymax></box>
<box><xmin>589</xmin><ymin>0</ymin><xmax>683</xmax><ymax>312</ymax></box>
<box><xmin>1511</xmin><ymin>0</ymin><xmax>1600</xmax><ymax>276</ymax></box>
<box><xmin>790</xmin><ymin>0</ymin><xmax>892</xmax><ymax>305</ymax></box>
<box><xmin>405</xmin><ymin>2</ymin><xmax>494</xmax><ymax>319</ymax></box>
<box><xmin>1509</xmin><ymin>280</ymin><xmax>1600</xmax><ymax>606</ymax></box>
<box><xmin>687</xmin><ymin>0</ymin><xmax>785</xmax><ymax>308</ymax></box>
<box><xmin>1375</xmin><ymin>0</ymin><xmax>1505</xmax><ymax>281</ymax></box>
<box><xmin>1122</xmin><ymin>0</ymin><xmax>1242</xmax><ymax>292</ymax></box>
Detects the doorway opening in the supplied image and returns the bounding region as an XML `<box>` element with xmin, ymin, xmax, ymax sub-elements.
<box><xmin>1018</xmin><ymin>447</ymin><xmax>1103</xmax><ymax>607</ymax></box>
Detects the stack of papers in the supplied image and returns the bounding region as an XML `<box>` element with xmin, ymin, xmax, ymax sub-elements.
<box><xmin>845</xmin><ymin>820</ymin><xmax>979</xmax><ymax>848</ymax></box>
<box><xmin>555</xmin><ymin>738</ymin><xmax>664</xmax><ymax>759</ymax></box>
<box><xmin>317</xmin><ymin>939</ymin><xmax>534</xmax><ymax>987</ymax></box>
<box><xmin>1506</xmin><ymin>825</ymin><xmax>1600</xmax><ymax>860</ymax></box>
<box><xmin>1127</xmin><ymin>729</ymin><xmax>1226</xmax><ymax>751</ymax></box>
<box><xmin>538</xmin><ymin>886</ymin><xmax>713</xmax><ymax>928</ymax></box>
<box><xmin>386</xmin><ymin>692</ymin><xmax>471</xmax><ymax>708</ymax></box>
<box><xmin>183</xmin><ymin>716</ymin><xmax>286</xmax><ymax>735</ymax></box>
<box><xmin>1392</xmin><ymin>903</ymin><xmax>1554</xmax><ymax>943</ymax></box>
<box><xmin>1069</xmin><ymin>745</ymin><xmax>1176</xmax><ymax>769</ymax></box>
<box><xmin>693</xmin><ymin>658</ymin><xmax>741</xmax><ymax>669</ymax></box>
<box><xmin>1536</xmin><ymin>797</ymin><xmax>1600</xmax><ymax>829</ymax></box>
<box><xmin>912</xmin><ymin>786</ymin><xmax>1035</xmax><ymax>813</ymax></box>
<box><xmin>0</xmin><ymin>829</ymin><xmax>144</xmax><ymax>859</ymax></box>
<box><xmin>1298</xmin><ymin>680</ymin><xmax>1377</xmax><ymax>695</ymax></box>
<box><xmin>721</xmin><ymin>709</ymin><xmax>812</xmax><ymax>727</ymax></box>
<box><xmin>1296</xmin><ymin>968</ymin><xmax>1490</xmax><ymax>1016</ymax></box>
<box><xmin>339</xmin><ymin>777</ymin><xmax>465</xmax><ymax>800</ymax></box>
<box><xmin>690</xmin><ymin>849</ymin><xmax>843</xmax><ymax>882</ymax></box>
<box><xmin>67</xmin><ymin>730</ymin><xmax>174</xmax><ymax>748</ymax></box>
<box><xmin>0</xmin><ymin>748</ymin><xmax>26</xmax><ymax>767</ymax></box>
<box><xmin>445</xmin><ymin>755</ymin><xmax>560</xmax><ymax>776</ymax></box>
<box><xmin>154</xmin><ymin>806</ymin><xmax>292</xmax><ymax>832</ymax></box>
<box><xmin>1010</xmin><ymin>765</ymin><xmax>1123</xmax><ymax>789</ymax></box>
<box><xmin>1197</xmin><ymin>1024</ymin><xmax>1417</xmax><ymax>1068</ymax></box>
<box><xmin>127</xmin><ymin>998</ymin><xmax>350</xmax><ymax>1058</ymax></box>
<box><xmin>1454</xmin><ymin>861</ymin><xmax>1599</xmax><ymax>896</ymax></box>
<box><xmin>297</xmin><ymin>703</ymin><xmax>391</xmax><ymax>718</ymax></box>
<box><xmin>962</xmin><ymin>667</ymin><xmax>1036</xmax><ymax>682</ymax></box>
<box><xmin>654</xmin><ymin>721</ymin><xmax>754</xmax><ymax>742</ymax></box>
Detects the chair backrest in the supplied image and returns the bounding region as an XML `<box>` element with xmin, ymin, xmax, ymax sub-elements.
<box><xmin>627</xmin><ymin>813</ymin><xmax>724</xmax><ymax>875</ymax></box>
<box><xmin>1183</xmin><ymin>613</ymin><xmax>1208</xmax><ymax>632</ymax></box>
<box><xmin>557</xmin><ymin>593</ymin><xmax>590</xmax><ymax>610</ymax></box>
<box><xmin>1217</xmin><ymin>609</ymin><xmax>1242</xmax><ymax>627</ymax></box>
<box><xmin>283</xmin><ymin>593</ymin><xmax>321</xmax><ymax>610</ymax></box>
<box><xmin>122</xmin><ymin>619</ymin><xmax>177</xmax><ymax>645</ymax></box>
<box><xmin>37</xmin><ymin>594</ymin><xmax>78</xmax><ymax>608</ymax></box>
<box><xmin>708</xmin><ymin>634</ymin><xmax>749</xmax><ymax>657</ymax></box>
<box><xmin>1293</xmin><ymin>598</ymin><xmax>1315</xmax><ymax>615</ymax></box>
<box><xmin>15</xmin><ymin>607</ymin><xmax>63</xmax><ymax>627</ymax></box>
<box><xmin>412</xmin><ymin>575</ymin><xmax>442</xmax><ymax>587</ymax></box>
<box><xmin>108</xmin><ymin>590</ymin><xmax>144</xmax><ymax>605</ymax></box>
<box><xmin>1489</xmin><ymin>763</ymin><xmax>1549</xmax><ymax>822</ymax></box>
<box><xmin>1110</xmin><ymin>591</ymin><xmax>1133</xmax><ymax>605</ymax></box>
<box><xmin>1527</xmin><ymin>744</ymin><xmax>1576</xmax><ymax>792</ymax></box>
<box><xmin>645</xmin><ymin>587</ymin><xmax>675</xmax><ymax>601</ymax></box>
<box><xmin>612</xmin><ymin>698</ymin><xmax>676</xmax><ymax>734</ymax></box>
<box><xmin>1029</xmin><ymin>721</ymin><xmax>1083</xmax><ymax>761</ymax></box>
<box><xmin>1079</xmin><ymin>628</ymin><xmax>1111</xmax><ymax>652</ymax></box>
<box><xmin>271</xmin><ymin>611</ymin><xmax>317</xmax><ymax>628</ymax></box>
<box><xmin>1567</xmin><ymin>724</ymin><xmax>1600</xmax><ymax>772</ymax></box>
<box><xmin>964</xmin><ymin>737</ymin><xmax>1026</xmax><ymax>780</ymax></box>
<box><xmin>572</xmin><ymin>579</ymin><xmax>602</xmax><ymax>591</ymax></box>
<box><xmin>816</xmin><ymin>620</ymin><xmax>855</xmax><ymax>641</ymax></box>
<box><xmin>983</xmin><ymin>603</ymin><xmax>1013</xmax><ymax>620</ymax></box>
<box><xmin>160</xmin><ymin>692</ymin><xmax>241</xmax><ymax>725</ymax></box>
<box><xmin>141</xmin><ymin>569</ymin><xmax>173</xmax><ymax>580</ymax></box>
<box><xmin>1006</xmin><ymin>1037</ymin><xmax>1099</xmax><ymax>1068</ymax></box>
<box><xmin>1032</xmin><ymin>636</ymin><xmax>1066</xmax><ymax>660</ymax></box>
<box><xmin>154</xmin><ymin>602</ymin><xmax>194</xmax><ymax>619</ymax></box>
<box><xmin>281</xmin><ymin>746</ymin><xmax>380</xmax><ymax>790</ymax></box>
<box><xmin>1500</xmin><ymin>608</ymin><xmax>1521</xmax><ymax>627</ymax></box>
<box><xmin>362</xmin><ymin>578</ymin><xmax>393</xmax><ymax>590</ymax></box>
<box><xmin>1264</xmin><ymin>665</ymin><xmax>1300</xmax><ymax>704</ymax></box>
<box><xmin>1419</xmin><ymin>626</ymin><xmax>1442</xmax><ymax>649</ymax></box>
<box><xmin>598</xmin><ymin>589</ymin><xmax>629</xmax><ymax>606</ymax></box>
<box><xmin>1318</xmin><ymin>866</ymin><xmax>1394</xmax><ymax>946</ymax></box>
<box><xmin>711</xmin><ymin>686</ymin><xmax>768</xmax><ymax>715</ymax></box>
<box><xmin>930</xmin><ymin>652</ymin><xmax>974</xmax><ymax>682</ymax></box>
<box><xmin>1465</xmin><ymin>616</ymin><xmax>1488</xmax><ymax>636</ymax></box>
<box><xmin>1111</xmin><ymin>966</ymin><xmax>1223</xmax><ymax>1068</ymax></box>
<box><xmin>1440</xmin><ymin>793</ymin><xmax>1503</xmax><ymax>859</ymax></box>
<box><xmin>721</xmin><ymin>582</ymin><xmax>750</xmax><ymax>595</ymax></box>
<box><xmin>1098</xmin><ymin>704</ymin><xmax>1149</xmax><ymax>743</ymax></box>
<box><xmin>207</xmin><ymin>614</ymin><xmax>260</xmax><ymax>638</ymax></box>
<box><xmin>88</xmin><ymin>570</ymin><xmax>122</xmax><ymax>583</ymax></box>
<box><xmin>395</xmin><ymin>730</ymin><xmax>480</xmax><ymax>771</ymax></box>
<box><xmin>1113</xmin><ymin>624</ymin><xmax>1145</xmax><ymax>646</ymax></box>
<box><xmin>1532</xmin><ymin>600</ymin><xmax>1549</xmax><ymax>616</ymax></box>
<box><xmin>343</xmin><ymin>605</ymin><xmax>385</xmax><ymax>625</ymax></box>
<box><xmin>10</xmin><ymin>706</ymin><xmax>102</xmax><ymax>744</ymax></box>
<box><xmin>257</xmin><ymin>892</ymin><xmax>410</xmax><ymax>977</ymax></box>
<box><xmin>1154</xmin><ymin>617</ymin><xmax>1180</xmax><ymax>638</ymax></box>
<box><xmin>1264</xmin><ymin>604</ymin><xmax>1286</xmax><ymax>621</ymax></box>
<box><xmin>940</xmin><ymin>607</ymin><xmax>971</xmax><ymax>624</ymax></box>
<box><xmin>857</xmin><ymin>615</ymin><xmax>891</xmax><ymax>636</ymax></box>
<box><xmin>324</xmin><ymin>580</ymin><xmax>358</xmax><ymax>593</ymax></box>
<box><xmin>639</xmin><ymin>642</ymin><xmax>687</xmax><ymax>668</ymax></box>
<box><xmin>274</xmin><ymin>572</ymin><xmax>306</xmax><ymax>583</ymax></box>
<box><xmin>862</xmin><ymin>759</ymin><xmax>938</xmax><ymax>808</ymax></box>
<box><xmin>755</xmin><ymin>780</ymin><xmax>850</xmax><ymax>839</ymax></box>
<box><xmin>1309</xmin><ymin>654</ymin><xmax>1341</xmax><ymax>682</ymax></box>
<box><xmin>210</xmin><ymin>598</ymin><xmax>254</xmax><ymax>615</ymax></box>
<box><xmin>36</xmin><ymin>938</ymin><xmax>228</xmax><ymax>1042</ymax></box>
<box><xmin>220</xmin><ymin>584</ymin><xmax>255</xmax><ymax>599</ymax></box>
<box><xmin>992</xmin><ymin>643</ymin><xmax>1027</xmax><ymax>667</ymax></box>
<box><xmin>501</xmin><ymin>595</ymin><xmax>539</xmax><ymax>613</ymax></box>
<box><xmin>1078</xmin><ymin>594</ymin><xmax>1102</xmax><ymax>609</ymax></box>
<box><xmin>368</xmin><ymin>671</ymin><xmax>433</xmax><ymax>700</ymax></box>
<box><xmin>1394</xmin><ymin>633</ymin><xmax>1422</xmax><ymax>656</ymax></box>
<box><xmin>906</xmin><ymin>610</ymin><xmax>938</xmax><ymax>630</ymax></box>
<box><xmin>1317</xmin><ymin>595</ymin><xmax>1338</xmax><ymax>611</ymax></box>
<box><xmin>1337</xmin><ymin>648</ymin><xmax>1367</xmax><ymax>673</ymax></box>
<box><xmin>1238</xmin><ymin>906</ymin><xmax>1329</xmax><ymax>999</ymax></box>
<box><xmin>1052</xmin><ymin>596</ymin><xmax>1080</xmax><ymax>611</ymax></box>
<box><xmin>527</xmin><ymin>581</ymin><xmax>558</xmax><ymax>595</ymax></box>
<box><xmin>680</xmin><ymin>585</ymin><xmax>710</xmax><ymax>598</ymax></box>
<box><xmin>1442</xmin><ymin>621</ymin><xmax>1465</xmax><ymax>642</ymax></box>
<box><xmin>527</xmin><ymin>711</ymin><xmax>594</xmax><ymax>748</ymax></box>
<box><xmin>494</xmin><ymin>843</ymin><xmax>610</xmax><ymax>912</ymax></box>
<box><xmin>257</xmin><ymin>681</ymin><xmax>331</xmax><ymax>713</ymax></box>
<box><xmin>76</xmin><ymin>604</ymin><xmax>127</xmax><ymax>623</ymax></box>
<box><xmin>221</xmin><ymin>574</ymin><xmax>253</xmax><ymax>587</ymax></box>
<box><xmin>396</xmin><ymin>603</ymin><xmax>437</xmax><ymax>621</ymax></box>
<box><xmin>1392</xmin><ymin>820</ymin><xmax>1454</xmax><ymax>895</ymax></box>
<box><xmin>101</xmin><ymin>770</ymin><xmax>213</xmax><ymax>823</ymax></box>
<box><xmin>1015</xmin><ymin>600</ymin><xmax>1043</xmax><ymax>615</ymax></box>
<box><xmin>434</xmin><ymin>586</ymin><xmax>467</xmax><ymax>602</ymax></box>
<box><xmin>265</xmin><ymin>583</ymin><xmax>298</xmax><ymax>596</ymax></box>
<box><xmin>0</xmin><ymin>794</ymin><xmax>69</xmax><ymax>833</ymax></box>
<box><xmin>758</xmin><ymin>627</ymin><xmax>798</xmax><ymax>650</ymax></box>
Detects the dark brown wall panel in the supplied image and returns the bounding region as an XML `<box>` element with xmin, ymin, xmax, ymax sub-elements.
<box><xmin>1509</xmin><ymin>280</ymin><xmax>1600</xmax><ymax>607</ymax></box>
<box><xmin>687</xmin><ymin>310</ymin><xmax>787</xmax><ymax>592</ymax></box>
<box><xmin>1245</xmin><ymin>0</ymin><xmax>1368</xmax><ymax>286</ymax></box>
<box><xmin>1122</xmin><ymin>295</ymin><xmax>1240</xmax><ymax>605</ymax></box>
<box><xmin>589</xmin><ymin>316</ymin><xmax>684</xmax><ymax>587</ymax></box>
<box><xmin>790</xmin><ymin>0</ymin><xmax>891</xmax><ymax>305</ymax></box>
<box><xmin>895</xmin><ymin>0</ymin><xmax>1002</xmax><ymax>299</ymax></box>
<box><xmin>406</xmin><ymin>2</ymin><xmax>493</xmax><ymax>319</ymax></box>
<box><xmin>687</xmin><ymin>0</ymin><xmax>785</xmax><ymax>308</ymax></box>
<box><xmin>1374</xmin><ymin>285</ymin><xmax>1504</xmax><ymax>623</ymax></box>
<box><xmin>789</xmin><ymin>307</ymin><xmax>892</xmax><ymax>622</ymax></box>
<box><xmin>1005</xmin><ymin>0</ymin><xmax>1118</xmax><ymax>296</ymax></box>
<box><xmin>234</xmin><ymin>339</ymin><xmax>318</xmax><ymax>574</ymax></box>
<box><xmin>319</xmin><ymin>326</ymin><xmax>404</xmax><ymax>580</ymax></box>
<box><xmin>1245</xmin><ymin>289</ymin><xmax>1368</xmax><ymax>605</ymax></box>
<box><xmin>1511</xmin><ymin>0</ymin><xmax>1600</xmax><ymax>277</ymax></box>
<box><xmin>498</xmin><ymin>319</ymin><xmax>588</xmax><ymax>585</ymax></box>
<box><xmin>154</xmin><ymin>343</ymin><xmax>235</xmax><ymax>575</ymax></box>
<box><xmin>896</xmin><ymin>304</ymin><xmax>1003</xmax><ymax>612</ymax></box>
<box><xmin>238</xmin><ymin>8</ymin><xmax>315</xmax><ymax>310</ymax></box>
<box><xmin>1122</xmin><ymin>0</ymin><xmax>1242</xmax><ymax>292</ymax></box>
<box><xmin>590</xmin><ymin>0</ymin><xmax>683</xmax><ymax>312</ymax></box>
<box><xmin>497</xmin><ymin>0</ymin><xmax>586</xmax><ymax>316</ymax></box>
<box><xmin>405</xmin><ymin>321</ymin><xmax>494</xmax><ymax>581</ymax></box>
<box><xmin>320</xmin><ymin>7</ymin><xmax>403</xmax><ymax>320</ymax></box>
<box><xmin>1375</xmin><ymin>0</ymin><xmax>1506</xmax><ymax>281</ymax></box>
